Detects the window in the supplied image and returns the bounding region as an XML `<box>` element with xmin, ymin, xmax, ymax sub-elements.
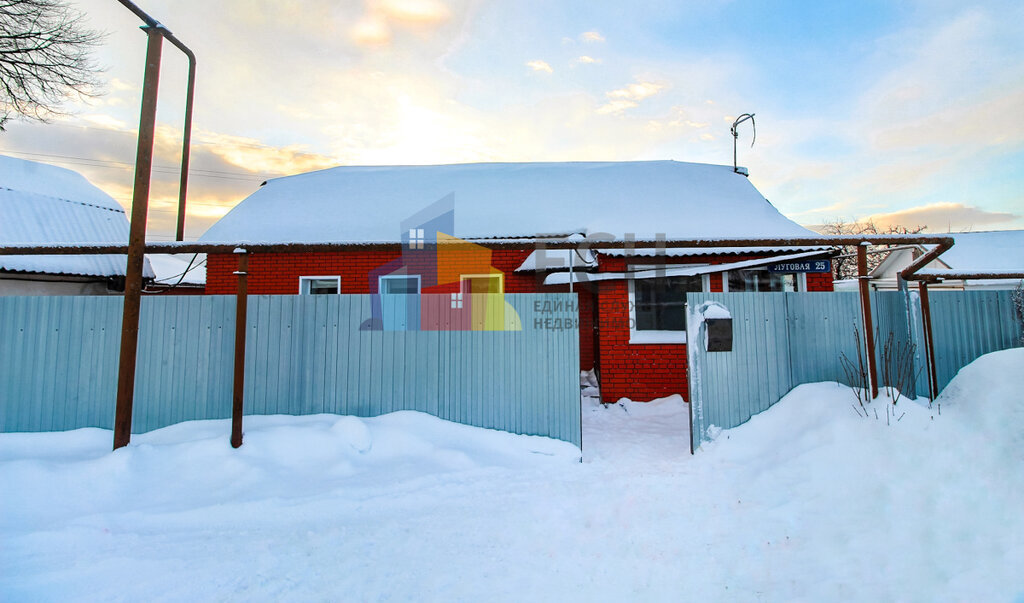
<box><xmin>299</xmin><ymin>276</ymin><xmax>340</xmax><ymax>295</ymax></box>
<box><xmin>379</xmin><ymin>275</ymin><xmax>421</xmax><ymax>294</ymax></box>
<box><xmin>628</xmin><ymin>269</ymin><xmax>708</xmax><ymax>344</ymax></box>
<box><xmin>461</xmin><ymin>273</ymin><xmax>503</xmax><ymax>294</ymax></box>
<box><xmin>725</xmin><ymin>269</ymin><xmax>804</xmax><ymax>292</ymax></box>
<box><xmin>451</xmin><ymin>292</ymin><xmax>463</xmax><ymax>309</ymax></box>
<box><xmin>408</xmin><ymin>228</ymin><xmax>425</xmax><ymax>250</ymax></box>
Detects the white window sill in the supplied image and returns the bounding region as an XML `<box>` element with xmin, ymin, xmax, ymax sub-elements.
<box><xmin>629</xmin><ymin>330</ymin><xmax>687</xmax><ymax>345</ymax></box>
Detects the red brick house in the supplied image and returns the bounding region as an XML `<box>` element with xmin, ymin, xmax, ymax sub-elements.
<box><xmin>200</xmin><ymin>161</ymin><xmax>833</xmax><ymax>402</ymax></box>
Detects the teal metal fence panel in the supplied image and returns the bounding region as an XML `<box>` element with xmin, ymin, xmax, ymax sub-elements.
<box><xmin>0</xmin><ymin>294</ymin><xmax>581</xmax><ymax>446</ymax></box>
<box><xmin>871</xmin><ymin>291</ymin><xmax>926</xmax><ymax>400</ymax></box>
<box><xmin>927</xmin><ymin>290</ymin><xmax>1022</xmax><ymax>392</ymax></box>
<box><xmin>687</xmin><ymin>292</ymin><xmax>864</xmax><ymax>451</ymax></box>
<box><xmin>687</xmin><ymin>289</ymin><xmax>1023</xmax><ymax>451</ymax></box>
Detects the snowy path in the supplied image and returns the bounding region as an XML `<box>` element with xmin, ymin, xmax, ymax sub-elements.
<box><xmin>2</xmin><ymin>349</ymin><xmax>1023</xmax><ymax>601</ymax></box>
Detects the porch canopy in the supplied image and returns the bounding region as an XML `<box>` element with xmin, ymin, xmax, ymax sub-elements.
<box><xmin>541</xmin><ymin>249</ymin><xmax>829</xmax><ymax>285</ymax></box>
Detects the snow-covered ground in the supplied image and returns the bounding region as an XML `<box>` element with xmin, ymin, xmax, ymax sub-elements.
<box><xmin>2</xmin><ymin>349</ymin><xmax>1022</xmax><ymax>601</ymax></box>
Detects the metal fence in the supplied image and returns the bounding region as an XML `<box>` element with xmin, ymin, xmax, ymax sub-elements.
<box><xmin>0</xmin><ymin>293</ymin><xmax>581</xmax><ymax>446</ymax></box>
<box><xmin>687</xmin><ymin>289</ymin><xmax>1022</xmax><ymax>451</ymax></box>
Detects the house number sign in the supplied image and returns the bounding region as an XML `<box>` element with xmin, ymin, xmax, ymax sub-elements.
<box><xmin>766</xmin><ymin>259</ymin><xmax>832</xmax><ymax>273</ymax></box>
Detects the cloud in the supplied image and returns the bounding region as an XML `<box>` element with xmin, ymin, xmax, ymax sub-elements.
<box><xmin>526</xmin><ymin>60</ymin><xmax>553</xmax><ymax>73</ymax></box>
<box><xmin>595</xmin><ymin>100</ymin><xmax>637</xmax><ymax>115</ymax></box>
<box><xmin>596</xmin><ymin>80</ymin><xmax>664</xmax><ymax>114</ymax></box>
<box><xmin>350</xmin><ymin>15</ymin><xmax>392</xmax><ymax>47</ymax></box>
<box><xmin>872</xmin><ymin>88</ymin><xmax>1024</xmax><ymax>150</ymax></box>
<box><xmin>864</xmin><ymin>202</ymin><xmax>1020</xmax><ymax>232</ymax></box>
<box><xmin>194</xmin><ymin>130</ymin><xmax>338</xmax><ymax>175</ymax></box>
<box><xmin>80</xmin><ymin>114</ymin><xmax>130</xmax><ymax>130</ymax></box>
<box><xmin>576</xmin><ymin>55</ymin><xmax>600</xmax><ymax>64</ymax></box>
<box><xmin>643</xmin><ymin>106</ymin><xmax>710</xmax><ymax>132</ymax></box>
<box><xmin>348</xmin><ymin>0</ymin><xmax>453</xmax><ymax>47</ymax></box>
<box><xmin>607</xmin><ymin>81</ymin><xmax>663</xmax><ymax>102</ymax></box>
<box><xmin>580</xmin><ymin>31</ymin><xmax>605</xmax><ymax>43</ymax></box>
<box><xmin>377</xmin><ymin>0</ymin><xmax>451</xmax><ymax>25</ymax></box>
<box><xmin>108</xmin><ymin>78</ymin><xmax>136</xmax><ymax>92</ymax></box>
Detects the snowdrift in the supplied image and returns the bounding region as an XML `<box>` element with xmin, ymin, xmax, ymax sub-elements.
<box><xmin>1</xmin><ymin>349</ymin><xmax>1021</xmax><ymax>601</ymax></box>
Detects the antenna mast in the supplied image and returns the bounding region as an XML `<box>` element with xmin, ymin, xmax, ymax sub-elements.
<box><xmin>731</xmin><ymin>113</ymin><xmax>756</xmax><ymax>174</ymax></box>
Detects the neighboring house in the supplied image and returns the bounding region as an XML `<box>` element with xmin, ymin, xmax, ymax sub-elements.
<box><xmin>861</xmin><ymin>230</ymin><xmax>1024</xmax><ymax>291</ymax></box>
<box><xmin>200</xmin><ymin>161</ymin><xmax>834</xmax><ymax>402</ymax></box>
<box><xmin>0</xmin><ymin>155</ymin><xmax>154</xmax><ymax>295</ymax></box>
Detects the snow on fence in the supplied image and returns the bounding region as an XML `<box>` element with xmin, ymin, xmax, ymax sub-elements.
<box><xmin>687</xmin><ymin>290</ymin><xmax>1022</xmax><ymax>452</ymax></box>
<box><xmin>0</xmin><ymin>294</ymin><xmax>581</xmax><ymax>446</ymax></box>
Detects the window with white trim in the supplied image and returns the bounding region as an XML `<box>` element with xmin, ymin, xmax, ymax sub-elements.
<box><xmin>725</xmin><ymin>269</ymin><xmax>805</xmax><ymax>292</ymax></box>
<box><xmin>450</xmin><ymin>292</ymin><xmax>463</xmax><ymax>308</ymax></box>
<box><xmin>299</xmin><ymin>276</ymin><xmax>340</xmax><ymax>295</ymax></box>
<box><xmin>460</xmin><ymin>273</ymin><xmax>503</xmax><ymax>294</ymax></box>
<box><xmin>379</xmin><ymin>274</ymin><xmax>421</xmax><ymax>294</ymax></box>
<box><xmin>628</xmin><ymin>267</ymin><xmax>709</xmax><ymax>344</ymax></box>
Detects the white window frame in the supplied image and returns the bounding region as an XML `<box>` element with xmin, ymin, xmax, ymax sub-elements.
<box><xmin>460</xmin><ymin>273</ymin><xmax>504</xmax><ymax>294</ymax></box>
<box><xmin>722</xmin><ymin>269</ymin><xmax>806</xmax><ymax>292</ymax></box>
<box><xmin>299</xmin><ymin>275</ymin><xmax>340</xmax><ymax>295</ymax></box>
<box><xmin>628</xmin><ymin>265</ymin><xmax>709</xmax><ymax>345</ymax></box>
<box><xmin>379</xmin><ymin>274</ymin><xmax>421</xmax><ymax>295</ymax></box>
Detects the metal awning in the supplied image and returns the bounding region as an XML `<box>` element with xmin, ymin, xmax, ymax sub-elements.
<box><xmin>542</xmin><ymin>250</ymin><xmax>829</xmax><ymax>285</ymax></box>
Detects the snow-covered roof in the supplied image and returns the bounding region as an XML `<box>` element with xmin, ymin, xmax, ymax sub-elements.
<box><xmin>148</xmin><ymin>254</ymin><xmax>206</xmax><ymax>286</ymax></box>
<box><xmin>0</xmin><ymin>155</ymin><xmax>153</xmax><ymax>279</ymax></box>
<box><xmin>934</xmin><ymin>230</ymin><xmax>1024</xmax><ymax>272</ymax></box>
<box><xmin>873</xmin><ymin>230</ymin><xmax>1024</xmax><ymax>279</ymax></box>
<box><xmin>200</xmin><ymin>161</ymin><xmax>816</xmax><ymax>244</ymax></box>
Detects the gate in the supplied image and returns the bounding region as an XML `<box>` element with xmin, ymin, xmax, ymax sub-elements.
<box><xmin>686</xmin><ymin>290</ymin><xmax>1022</xmax><ymax>452</ymax></box>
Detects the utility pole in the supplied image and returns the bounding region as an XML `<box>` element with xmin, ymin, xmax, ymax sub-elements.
<box><xmin>112</xmin><ymin>1</ymin><xmax>197</xmax><ymax>449</ymax></box>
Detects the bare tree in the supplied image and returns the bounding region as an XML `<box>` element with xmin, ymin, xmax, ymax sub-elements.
<box><xmin>0</xmin><ymin>0</ymin><xmax>103</xmax><ymax>130</ymax></box>
<box><xmin>823</xmin><ymin>218</ymin><xmax>926</xmax><ymax>281</ymax></box>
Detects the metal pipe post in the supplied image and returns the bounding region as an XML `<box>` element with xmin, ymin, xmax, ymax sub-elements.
<box><xmin>918</xmin><ymin>280</ymin><xmax>940</xmax><ymax>400</ymax></box>
<box><xmin>113</xmin><ymin>27</ymin><xmax>163</xmax><ymax>450</ymax></box>
<box><xmin>175</xmin><ymin>55</ymin><xmax>196</xmax><ymax>241</ymax></box>
<box><xmin>230</xmin><ymin>250</ymin><xmax>249</xmax><ymax>448</ymax></box>
<box><xmin>857</xmin><ymin>244</ymin><xmax>879</xmax><ymax>399</ymax></box>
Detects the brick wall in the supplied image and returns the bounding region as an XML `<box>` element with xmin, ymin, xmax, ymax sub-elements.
<box><xmin>806</xmin><ymin>271</ymin><xmax>834</xmax><ymax>292</ymax></box>
<box><xmin>208</xmin><ymin>248</ymin><xmax>600</xmax><ymax>369</ymax></box>
<box><xmin>207</xmin><ymin>248</ymin><xmax>539</xmax><ymax>295</ymax></box>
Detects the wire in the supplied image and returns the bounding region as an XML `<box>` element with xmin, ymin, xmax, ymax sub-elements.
<box><xmin>0</xmin><ymin>149</ymin><xmax>269</xmax><ymax>182</ymax></box>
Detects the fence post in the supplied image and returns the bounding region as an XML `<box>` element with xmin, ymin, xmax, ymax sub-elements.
<box><xmin>857</xmin><ymin>243</ymin><xmax>879</xmax><ymax>398</ymax></box>
<box><xmin>918</xmin><ymin>280</ymin><xmax>939</xmax><ymax>400</ymax></box>
<box><xmin>113</xmin><ymin>27</ymin><xmax>164</xmax><ymax>450</ymax></box>
<box><xmin>231</xmin><ymin>249</ymin><xmax>248</xmax><ymax>448</ymax></box>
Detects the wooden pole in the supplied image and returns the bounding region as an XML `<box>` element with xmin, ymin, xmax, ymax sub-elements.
<box><xmin>113</xmin><ymin>27</ymin><xmax>163</xmax><ymax>450</ymax></box>
<box><xmin>231</xmin><ymin>250</ymin><xmax>249</xmax><ymax>448</ymax></box>
<box><xmin>857</xmin><ymin>243</ymin><xmax>879</xmax><ymax>399</ymax></box>
<box><xmin>918</xmin><ymin>280</ymin><xmax>940</xmax><ymax>400</ymax></box>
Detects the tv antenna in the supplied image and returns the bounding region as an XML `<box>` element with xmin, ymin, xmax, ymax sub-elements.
<box><xmin>731</xmin><ymin>113</ymin><xmax>755</xmax><ymax>174</ymax></box>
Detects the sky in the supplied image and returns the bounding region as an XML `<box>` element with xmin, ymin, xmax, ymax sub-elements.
<box><xmin>1</xmin><ymin>0</ymin><xmax>1022</xmax><ymax>241</ymax></box>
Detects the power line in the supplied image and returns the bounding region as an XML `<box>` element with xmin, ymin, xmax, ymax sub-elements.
<box><xmin>0</xmin><ymin>149</ymin><xmax>269</xmax><ymax>182</ymax></box>
<box><xmin>6</xmin><ymin>119</ymin><xmax>334</xmax><ymax>159</ymax></box>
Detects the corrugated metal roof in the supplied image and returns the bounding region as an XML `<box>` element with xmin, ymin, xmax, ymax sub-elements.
<box><xmin>1</xmin><ymin>156</ymin><xmax>153</xmax><ymax>279</ymax></box>
<box><xmin>599</xmin><ymin>245</ymin><xmax>832</xmax><ymax>257</ymax></box>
